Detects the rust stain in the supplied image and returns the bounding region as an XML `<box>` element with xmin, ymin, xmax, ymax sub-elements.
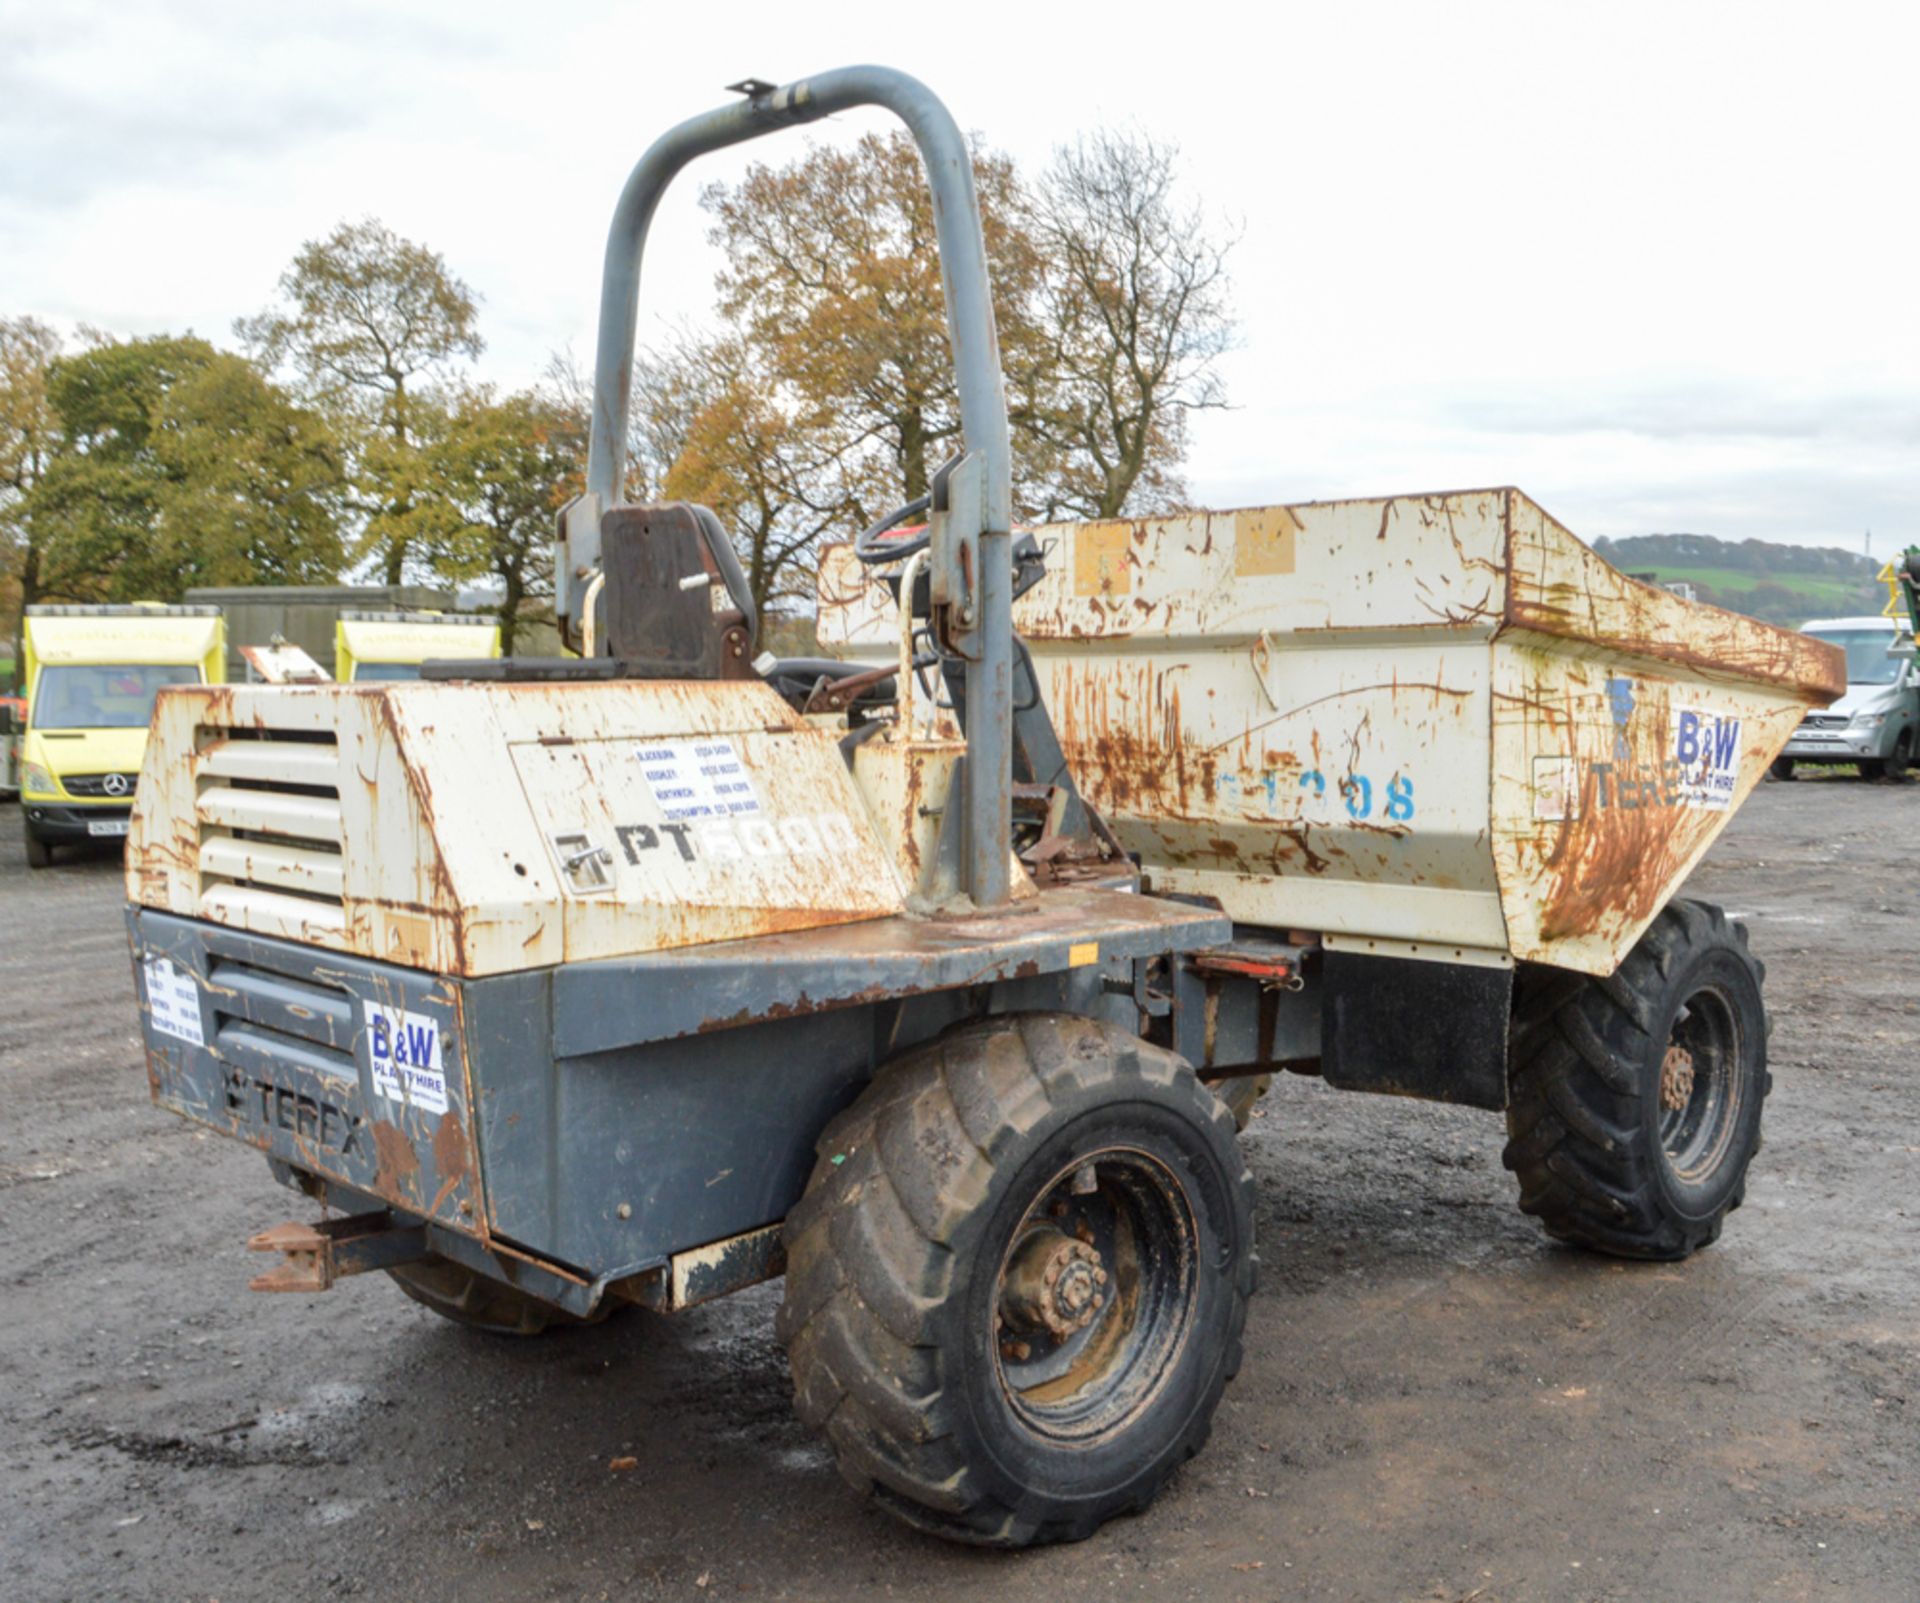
<box><xmin>370</xmin><ymin>1120</ymin><xmax>421</xmax><ymax>1204</ymax></box>
<box><xmin>426</xmin><ymin>1110</ymin><xmax>472</xmax><ymax>1221</ymax></box>
<box><xmin>1503</xmin><ymin>494</ymin><xmax>1845</xmax><ymax>701</ymax></box>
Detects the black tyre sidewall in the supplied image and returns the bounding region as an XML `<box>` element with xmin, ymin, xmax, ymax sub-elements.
<box><xmin>1641</xmin><ymin>944</ymin><xmax>1767</xmax><ymax>1222</ymax></box>
<box><xmin>949</xmin><ymin>1094</ymin><xmax>1248</xmax><ymax>1520</ymax></box>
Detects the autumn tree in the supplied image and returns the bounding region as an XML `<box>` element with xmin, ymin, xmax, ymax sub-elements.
<box><xmin>647</xmin><ymin>333</ymin><xmax>874</xmax><ymax>615</ymax></box>
<box><xmin>238</xmin><ymin>219</ymin><xmax>483</xmax><ymax>583</ymax></box>
<box><xmin>23</xmin><ymin>334</ymin><xmax>343</xmax><ymax>602</ymax></box>
<box><xmin>704</xmin><ymin>131</ymin><xmax>1058</xmax><ymax>517</ymax></box>
<box><xmin>1027</xmin><ymin>130</ymin><xmax>1237</xmax><ymax>519</ymax></box>
<box><xmin>412</xmin><ymin>389</ymin><xmax>574</xmax><ymax>653</ymax></box>
<box><xmin>0</xmin><ymin>316</ymin><xmax>64</xmax><ymax>684</ymax></box>
<box><xmin>620</xmin><ymin>127</ymin><xmax>1235</xmax><ymax>612</ymax></box>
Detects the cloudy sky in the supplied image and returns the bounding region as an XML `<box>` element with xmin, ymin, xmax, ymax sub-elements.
<box><xmin>5</xmin><ymin>0</ymin><xmax>1914</xmax><ymax>556</ymax></box>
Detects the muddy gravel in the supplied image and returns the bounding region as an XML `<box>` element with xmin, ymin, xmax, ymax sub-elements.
<box><xmin>1</xmin><ymin>775</ymin><xmax>1915</xmax><ymax>1602</ymax></box>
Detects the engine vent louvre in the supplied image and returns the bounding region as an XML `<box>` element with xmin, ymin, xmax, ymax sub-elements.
<box><xmin>194</xmin><ymin>729</ymin><xmax>347</xmax><ymax>940</ymax></box>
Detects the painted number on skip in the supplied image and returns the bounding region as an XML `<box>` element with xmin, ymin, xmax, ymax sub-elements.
<box><xmin>1298</xmin><ymin>770</ymin><xmax>1415</xmax><ymax>822</ymax></box>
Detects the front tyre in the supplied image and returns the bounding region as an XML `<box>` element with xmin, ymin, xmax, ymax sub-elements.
<box><xmin>1881</xmin><ymin>727</ymin><xmax>1913</xmax><ymax>781</ymax></box>
<box><xmin>1502</xmin><ymin>900</ymin><xmax>1769</xmax><ymax>1261</ymax></box>
<box><xmin>23</xmin><ymin>823</ymin><xmax>53</xmax><ymax>869</ymax></box>
<box><xmin>778</xmin><ymin>1013</ymin><xmax>1255</xmax><ymax>1547</ymax></box>
<box><xmin>1768</xmin><ymin>756</ymin><xmax>1795</xmax><ymax>781</ymax></box>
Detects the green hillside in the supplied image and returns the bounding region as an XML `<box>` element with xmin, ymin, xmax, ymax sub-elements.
<box><xmin>1592</xmin><ymin>534</ymin><xmax>1883</xmax><ymax>626</ymax></box>
<box><xmin>1629</xmin><ymin>565</ymin><xmax>1876</xmax><ymax>623</ymax></box>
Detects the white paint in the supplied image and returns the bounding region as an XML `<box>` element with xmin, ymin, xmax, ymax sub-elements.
<box><xmin>693</xmin><ymin>811</ymin><xmax>860</xmax><ymax>862</ymax></box>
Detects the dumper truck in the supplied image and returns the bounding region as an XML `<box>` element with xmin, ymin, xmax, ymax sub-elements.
<box><xmin>21</xmin><ymin>604</ymin><xmax>223</xmax><ymax>868</ymax></box>
<box><xmin>122</xmin><ymin>67</ymin><xmax>1845</xmax><ymax>1547</ymax></box>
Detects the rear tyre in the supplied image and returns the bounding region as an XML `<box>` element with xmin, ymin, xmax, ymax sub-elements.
<box><xmin>778</xmin><ymin>1012</ymin><xmax>1256</xmax><ymax>1547</ymax></box>
<box><xmin>387</xmin><ymin>1255</ymin><xmax>608</xmax><ymax>1337</ymax></box>
<box><xmin>1502</xmin><ymin>899</ymin><xmax>1769</xmax><ymax>1261</ymax></box>
<box><xmin>23</xmin><ymin>825</ymin><xmax>53</xmax><ymax>869</ymax></box>
<box><xmin>1767</xmin><ymin>757</ymin><xmax>1795</xmax><ymax>781</ymax></box>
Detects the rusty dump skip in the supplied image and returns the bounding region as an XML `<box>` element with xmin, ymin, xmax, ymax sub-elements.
<box><xmin>124</xmin><ymin>678</ymin><xmax>908</xmax><ymax>978</ymax></box>
<box><xmin>819</xmin><ymin>488</ymin><xmax>1844</xmax><ymax>976</ymax></box>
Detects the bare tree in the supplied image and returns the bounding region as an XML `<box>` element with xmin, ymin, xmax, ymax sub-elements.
<box><xmin>1027</xmin><ymin>131</ymin><xmax>1238</xmax><ymax>520</ymax></box>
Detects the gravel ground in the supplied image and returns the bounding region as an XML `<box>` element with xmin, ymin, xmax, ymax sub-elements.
<box><xmin>1</xmin><ymin>774</ymin><xmax>1915</xmax><ymax>1602</ymax></box>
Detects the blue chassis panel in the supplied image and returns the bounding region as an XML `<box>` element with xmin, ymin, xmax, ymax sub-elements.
<box><xmin>128</xmin><ymin>891</ymin><xmax>1228</xmax><ymax>1302</ymax></box>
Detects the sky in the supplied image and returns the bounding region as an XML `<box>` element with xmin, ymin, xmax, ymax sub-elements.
<box><xmin>4</xmin><ymin>0</ymin><xmax>1915</xmax><ymax>557</ymax></box>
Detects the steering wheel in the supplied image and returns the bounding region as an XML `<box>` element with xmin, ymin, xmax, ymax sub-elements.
<box><xmin>854</xmin><ymin>495</ymin><xmax>933</xmax><ymax>565</ymax></box>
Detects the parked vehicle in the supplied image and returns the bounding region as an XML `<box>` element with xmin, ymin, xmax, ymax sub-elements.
<box><xmin>184</xmin><ymin>584</ymin><xmax>495</xmax><ymax>683</ymax></box>
<box><xmin>124</xmin><ymin>67</ymin><xmax>1845</xmax><ymax>1548</ymax></box>
<box><xmin>1771</xmin><ymin>615</ymin><xmax>1918</xmax><ymax>780</ymax></box>
<box><xmin>1</xmin><ymin>693</ymin><xmax>23</xmax><ymax>799</ymax></box>
<box><xmin>334</xmin><ymin>610</ymin><xmax>500</xmax><ymax>682</ymax></box>
<box><xmin>19</xmin><ymin>604</ymin><xmax>224</xmax><ymax>868</ymax></box>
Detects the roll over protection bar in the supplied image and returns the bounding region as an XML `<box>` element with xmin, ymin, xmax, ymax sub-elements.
<box><xmin>556</xmin><ymin>65</ymin><xmax>1014</xmax><ymax>907</ymax></box>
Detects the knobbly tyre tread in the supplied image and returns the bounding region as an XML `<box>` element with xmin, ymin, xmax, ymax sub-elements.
<box><xmin>777</xmin><ymin>1012</ymin><xmax>1256</xmax><ymax>1547</ymax></box>
<box><xmin>386</xmin><ymin>1255</ymin><xmax>607</xmax><ymax>1337</ymax></box>
<box><xmin>1502</xmin><ymin>899</ymin><xmax>1770</xmax><ymax>1261</ymax></box>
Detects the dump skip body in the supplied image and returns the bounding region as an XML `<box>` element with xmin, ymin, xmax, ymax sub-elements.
<box><xmin>820</xmin><ymin>487</ymin><xmax>1843</xmax><ymax>975</ymax></box>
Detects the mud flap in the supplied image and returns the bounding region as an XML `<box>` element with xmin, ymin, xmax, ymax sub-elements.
<box><xmin>1321</xmin><ymin>950</ymin><xmax>1513</xmax><ymax>1110</ymax></box>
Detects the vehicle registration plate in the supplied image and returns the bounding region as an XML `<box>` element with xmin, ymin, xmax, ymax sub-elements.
<box><xmin>87</xmin><ymin>818</ymin><xmax>129</xmax><ymax>838</ymax></box>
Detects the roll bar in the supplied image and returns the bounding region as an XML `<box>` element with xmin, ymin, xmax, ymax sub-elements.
<box><xmin>556</xmin><ymin>65</ymin><xmax>1013</xmax><ymax>907</ymax></box>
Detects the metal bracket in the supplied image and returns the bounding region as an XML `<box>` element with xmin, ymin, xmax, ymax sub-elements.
<box><xmin>928</xmin><ymin>451</ymin><xmax>986</xmax><ymax>661</ymax></box>
<box><xmin>553</xmin><ymin>492</ymin><xmax>602</xmax><ymax>651</ymax></box>
<box><xmin>1248</xmin><ymin>630</ymin><xmax>1281</xmax><ymax>711</ymax></box>
<box><xmin>247</xmin><ymin>1211</ymin><xmax>429</xmax><ymax>1293</ymax></box>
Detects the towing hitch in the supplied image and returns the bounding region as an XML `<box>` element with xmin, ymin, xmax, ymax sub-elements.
<box><xmin>247</xmin><ymin>1211</ymin><xmax>429</xmax><ymax>1293</ymax></box>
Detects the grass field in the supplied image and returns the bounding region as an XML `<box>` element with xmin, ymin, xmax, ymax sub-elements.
<box><xmin>1630</xmin><ymin>565</ymin><xmax>1879</xmax><ymax>623</ymax></box>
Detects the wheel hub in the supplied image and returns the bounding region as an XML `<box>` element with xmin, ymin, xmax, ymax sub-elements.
<box><xmin>1660</xmin><ymin>1043</ymin><xmax>1696</xmax><ymax>1113</ymax></box>
<box><xmin>1000</xmin><ymin>1228</ymin><xmax>1107</xmax><ymax>1341</ymax></box>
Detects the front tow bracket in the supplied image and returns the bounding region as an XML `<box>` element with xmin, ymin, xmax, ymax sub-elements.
<box><xmin>247</xmin><ymin>1211</ymin><xmax>430</xmax><ymax>1293</ymax></box>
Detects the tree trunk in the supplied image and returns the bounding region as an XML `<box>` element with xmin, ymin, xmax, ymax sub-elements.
<box><xmin>12</xmin><ymin>541</ymin><xmax>41</xmax><ymax>692</ymax></box>
<box><xmin>497</xmin><ymin>563</ymin><xmax>524</xmax><ymax>656</ymax></box>
<box><xmin>899</xmin><ymin>407</ymin><xmax>929</xmax><ymax>504</ymax></box>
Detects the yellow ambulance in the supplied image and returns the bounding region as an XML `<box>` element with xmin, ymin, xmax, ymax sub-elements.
<box><xmin>334</xmin><ymin>610</ymin><xmax>501</xmax><ymax>682</ymax></box>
